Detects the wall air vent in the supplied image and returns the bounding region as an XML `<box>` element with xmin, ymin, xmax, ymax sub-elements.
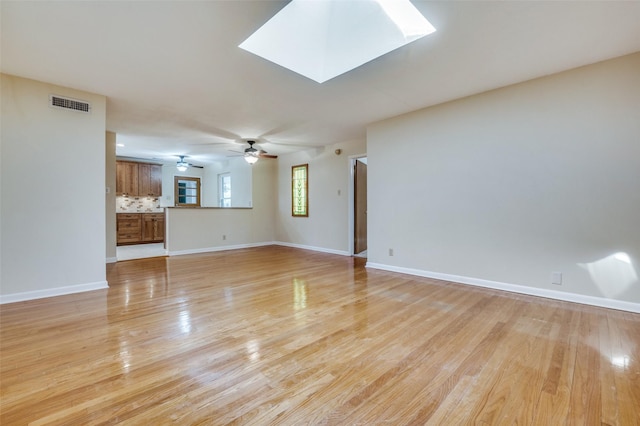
<box><xmin>49</xmin><ymin>95</ymin><xmax>91</xmax><ymax>113</ymax></box>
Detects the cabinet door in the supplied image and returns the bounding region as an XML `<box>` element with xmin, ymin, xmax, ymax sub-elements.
<box><xmin>138</xmin><ymin>164</ymin><xmax>151</xmax><ymax>197</ymax></box>
<box><xmin>154</xmin><ymin>215</ymin><xmax>165</xmax><ymax>241</ymax></box>
<box><xmin>141</xmin><ymin>214</ymin><xmax>156</xmax><ymax>242</ymax></box>
<box><xmin>150</xmin><ymin>165</ymin><xmax>162</xmax><ymax>196</ymax></box>
<box><xmin>138</xmin><ymin>164</ymin><xmax>163</xmax><ymax>197</ymax></box>
<box><xmin>116</xmin><ymin>162</ymin><xmax>139</xmax><ymax>195</ymax></box>
<box><xmin>142</xmin><ymin>214</ymin><xmax>165</xmax><ymax>242</ymax></box>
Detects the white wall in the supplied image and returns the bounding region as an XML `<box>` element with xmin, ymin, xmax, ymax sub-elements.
<box><xmin>367</xmin><ymin>53</ymin><xmax>640</xmax><ymax>308</ymax></box>
<box><xmin>276</xmin><ymin>139</ymin><xmax>366</xmax><ymax>254</ymax></box>
<box><xmin>167</xmin><ymin>158</ymin><xmax>276</xmax><ymax>253</ymax></box>
<box><xmin>1</xmin><ymin>74</ymin><xmax>107</xmax><ymax>301</ymax></box>
<box><xmin>202</xmin><ymin>157</ymin><xmax>252</xmax><ymax>207</ymax></box>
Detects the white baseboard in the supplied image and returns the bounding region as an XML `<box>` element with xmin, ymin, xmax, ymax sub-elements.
<box><xmin>0</xmin><ymin>281</ymin><xmax>109</xmax><ymax>305</ymax></box>
<box><xmin>366</xmin><ymin>262</ymin><xmax>640</xmax><ymax>314</ymax></box>
<box><xmin>106</xmin><ymin>257</ymin><xmax>117</xmax><ymax>264</ymax></box>
<box><xmin>274</xmin><ymin>241</ymin><xmax>350</xmax><ymax>256</ymax></box>
<box><xmin>168</xmin><ymin>242</ymin><xmax>274</xmax><ymax>257</ymax></box>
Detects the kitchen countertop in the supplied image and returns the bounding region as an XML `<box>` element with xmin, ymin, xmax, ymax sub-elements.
<box><xmin>165</xmin><ymin>206</ymin><xmax>252</xmax><ymax>209</ymax></box>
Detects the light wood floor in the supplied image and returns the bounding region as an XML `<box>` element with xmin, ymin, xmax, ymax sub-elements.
<box><xmin>1</xmin><ymin>246</ymin><xmax>639</xmax><ymax>425</ymax></box>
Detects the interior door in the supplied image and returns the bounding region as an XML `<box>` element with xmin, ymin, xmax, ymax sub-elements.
<box><xmin>354</xmin><ymin>158</ymin><xmax>368</xmax><ymax>255</ymax></box>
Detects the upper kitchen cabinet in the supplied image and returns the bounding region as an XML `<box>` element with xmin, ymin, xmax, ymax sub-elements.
<box><xmin>116</xmin><ymin>161</ymin><xmax>162</xmax><ymax>196</ymax></box>
<box><xmin>116</xmin><ymin>161</ymin><xmax>139</xmax><ymax>196</ymax></box>
<box><xmin>138</xmin><ymin>163</ymin><xmax>162</xmax><ymax>197</ymax></box>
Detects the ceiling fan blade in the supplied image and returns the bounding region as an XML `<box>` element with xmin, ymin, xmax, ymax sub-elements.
<box><xmin>259</xmin><ymin>153</ymin><xmax>278</xmax><ymax>159</ymax></box>
<box><xmin>187</xmin><ymin>142</ymin><xmax>233</xmax><ymax>146</ymax></box>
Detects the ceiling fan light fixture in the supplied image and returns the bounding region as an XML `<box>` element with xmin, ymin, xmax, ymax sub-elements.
<box><xmin>243</xmin><ymin>141</ymin><xmax>260</xmax><ymax>164</ymax></box>
<box><xmin>244</xmin><ymin>153</ymin><xmax>259</xmax><ymax>165</ymax></box>
<box><xmin>176</xmin><ymin>156</ymin><xmax>189</xmax><ymax>172</ymax></box>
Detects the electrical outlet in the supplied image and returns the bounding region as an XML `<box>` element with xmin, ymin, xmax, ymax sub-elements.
<box><xmin>551</xmin><ymin>272</ymin><xmax>562</xmax><ymax>285</ymax></box>
<box><xmin>389</xmin><ymin>248</ymin><xmax>394</xmax><ymax>256</ymax></box>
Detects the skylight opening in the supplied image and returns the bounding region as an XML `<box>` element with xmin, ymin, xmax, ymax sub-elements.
<box><xmin>239</xmin><ymin>0</ymin><xmax>436</xmax><ymax>83</ymax></box>
<box><xmin>375</xmin><ymin>0</ymin><xmax>435</xmax><ymax>39</ymax></box>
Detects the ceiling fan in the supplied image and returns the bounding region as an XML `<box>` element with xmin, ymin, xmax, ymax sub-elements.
<box><xmin>231</xmin><ymin>140</ymin><xmax>278</xmax><ymax>164</ymax></box>
<box><xmin>175</xmin><ymin>155</ymin><xmax>203</xmax><ymax>171</ymax></box>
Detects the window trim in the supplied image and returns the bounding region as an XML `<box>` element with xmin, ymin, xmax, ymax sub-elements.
<box><xmin>291</xmin><ymin>164</ymin><xmax>308</xmax><ymax>217</ymax></box>
<box><xmin>219</xmin><ymin>172</ymin><xmax>231</xmax><ymax>207</ymax></box>
<box><xmin>174</xmin><ymin>176</ymin><xmax>201</xmax><ymax>207</ymax></box>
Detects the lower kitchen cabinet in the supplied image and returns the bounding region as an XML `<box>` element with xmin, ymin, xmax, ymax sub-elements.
<box><xmin>117</xmin><ymin>213</ymin><xmax>165</xmax><ymax>245</ymax></box>
<box><xmin>117</xmin><ymin>214</ymin><xmax>142</xmax><ymax>244</ymax></box>
<box><xmin>142</xmin><ymin>213</ymin><xmax>165</xmax><ymax>242</ymax></box>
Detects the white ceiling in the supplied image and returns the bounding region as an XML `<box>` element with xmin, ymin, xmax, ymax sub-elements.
<box><xmin>2</xmin><ymin>1</ymin><xmax>640</xmax><ymax>166</ymax></box>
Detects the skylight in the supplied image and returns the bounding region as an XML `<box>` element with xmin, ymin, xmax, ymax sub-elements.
<box><xmin>239</xmin><ymin>0</ymin><xmax>436</xmax><ymax>83</ymax></box>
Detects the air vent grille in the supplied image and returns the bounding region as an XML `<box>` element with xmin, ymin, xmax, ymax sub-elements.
<box><xmin>49</xmin><ymin>95</ymin><xmax>91</xmax><ymax>113</ymax></box>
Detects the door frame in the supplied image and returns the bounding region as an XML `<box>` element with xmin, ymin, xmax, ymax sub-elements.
<box><xmin>348</xmin><ymin>154</ymin><xmax>367</xmax><ymax>256</ymax></box>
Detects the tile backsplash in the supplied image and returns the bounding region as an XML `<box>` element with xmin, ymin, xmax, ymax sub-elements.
<box><xmin>116</xmin><ymin>195</ymin><xmax>164</xmax><ymax>213</ymax></box>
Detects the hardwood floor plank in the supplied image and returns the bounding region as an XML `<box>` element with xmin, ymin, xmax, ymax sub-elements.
<box><xmin>532</xmin><ymin>305</ymin><xmax>583</xmax><ymax>426</ymax></box>
<box><xmin>1</xmin><ymin>246</ymin><xmax>639</xmax><ymax>425</ymax></box>
<box><xmin>568</xmin><ymin>311</ymin><xmax>603</xmax><ymax>425</ymax></box>
<box><xmin>608</xmin><ymin>314</ymin><xmax>640</xmax><ymax>426</ymax></box>
<box><xmin>495</xmin><ymin>306</ymin><xmax>557</xmax><ymax>424</ymax></box>
<box><xmin>600</xmin><ymin>313</ymin><xmax>620</xmax><ymax>426</ymax></box>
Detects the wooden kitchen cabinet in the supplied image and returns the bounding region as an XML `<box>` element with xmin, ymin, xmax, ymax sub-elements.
<box><xmin>138</xmin><ymin>164</ymin><xmax>162</xmax><ymax>197</ymax></box>
<box><xmin>116</xmin><ymin>161</ymin><xmax>162</xmax><ymax>197</ymax></box>
<box><xmin>117</xmin><ymin>213</ymin><xmax>142</xmax><ymax>244</ymax></box>
<box><xmin>116</xmin><ymin>161</ymin><xmax>139</xmax><ymax>196</ymax></box>
<box><xmin>141</xmin><ymin>213</ymin><xmax>165</xmax><ymax>242</ymax></box>
<box><xmin>117</xmin><ymin>213</ymin><xmax>164</xmax><ymax>245</ymax></box>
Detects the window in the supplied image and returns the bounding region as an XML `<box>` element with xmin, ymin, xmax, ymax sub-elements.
<box><xmin>292</xmin><ymin>164</ymin><xmax>308</xmax><ymax>217</ymax></box>
<box><xmin>174</xmin><ymin>176</ymin><xmax>201</xmax><ymax>207</ymax></box>
<box><xmin>219</xmin><ymin>173</ymin><xmax>231</xmax><ymax>207</ymax></box>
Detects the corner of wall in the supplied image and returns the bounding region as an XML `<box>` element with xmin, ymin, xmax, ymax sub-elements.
<box><xmin>105</xmin><ymin>131</ymin><xmax>117</xmax><ymax>261</ymax></box>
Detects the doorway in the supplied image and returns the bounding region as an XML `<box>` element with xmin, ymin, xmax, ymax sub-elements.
<box><xmin>350</xmin><ymin>156</ymin><xmax>367</xmax><ymax>257</ymax></box>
